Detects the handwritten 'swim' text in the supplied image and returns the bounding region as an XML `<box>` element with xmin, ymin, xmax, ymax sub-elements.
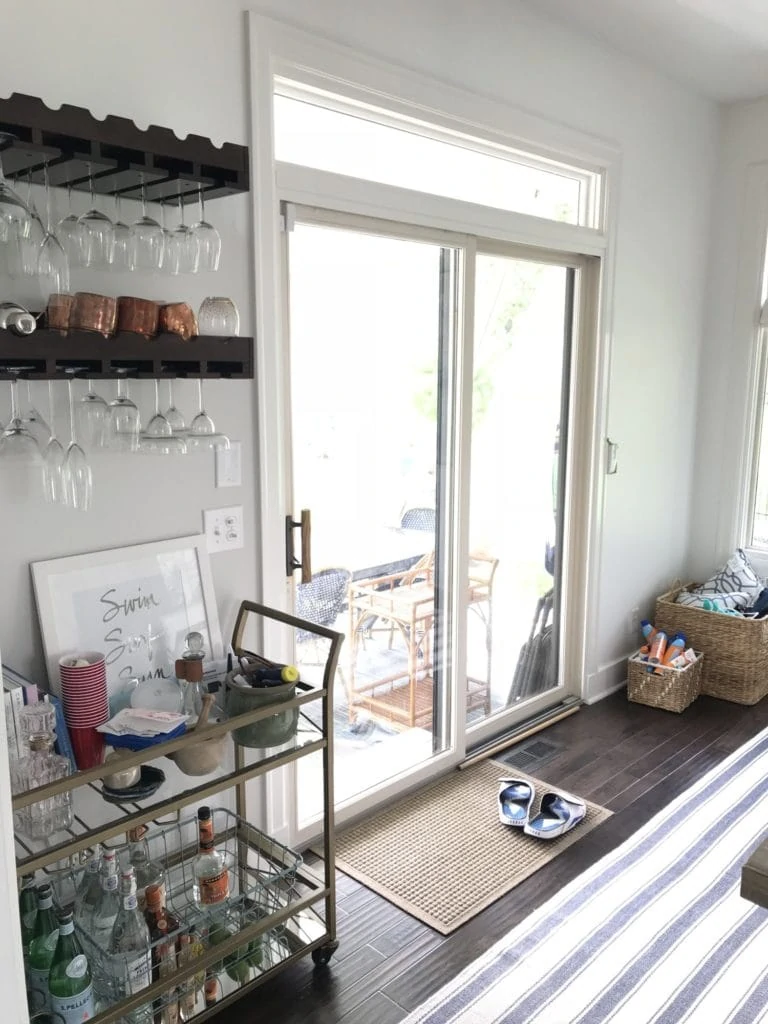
<box><xmin>100</xmin><ymin>587</ymin><xmax>161</xmax><ymax>623</ymax></box>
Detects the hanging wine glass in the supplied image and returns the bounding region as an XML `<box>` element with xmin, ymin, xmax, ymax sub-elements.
<box><xmin>20</xmin><ymin>171</ymin><xmax>46</xmax><ymax>278</ymax></box>
<box><xmin>187</xmin><ymin>378</ymin><xmax>230</xmax><ymax>451</ymax></box>
<box><xmin>190</xmin><ymin>186</ymin><xmax>221</xmax><ymax>272</ymax></box>
<box><xmin>167</xmin><ymin>192</ymin><xmax>198</xmax><ymax>275</ymax></box>
<box><xmin>0</xmin><ymin>369</ymin><xmax>41</xmax><ymax>461</ymax></box>
<box><xmin>75</xmin><ymin>379</ymin><xmax>109</xmax><ymax>449</ymax></box>
<box><xmin>38</xmin><ymin>162</ymin><xmax>70</xmax><ymax>294</ymax></box>
<box><xmin>107</xmin><ymin>371</ymin><xmax>140</xmax><ymax>452</ymax></box>
<box><xmin>63</xmin><ymin>373</ymin><xmax>93</xmax><ymax>510</ymax></box>
<box><xmin>112</xmin><ymin>192</ymin><xmax>132</xmax><ymax>270</ymax></box>
<box><xmin>0</xmin><ymin>134</ymin><xmax>31</xmax><ymax>244</ymax></box>
<box><xmin>163</xmin><ymin>379</ymin><xmax>186</xmax><ymax>434</ymax></box>
<box><xmin>20</xmin><ymin>380</ymin><xmax>51</xmax><ymax>447</ymax></box>
<box><xmin>77</xmin><ymin>162</ymin><xmax>114</xmax><ymax>268</ymax></box>
<box><xmin>57</xmin><ymin>183</ymin><xmax>82</xmax><ymax>265</ymax></box>
<box><xmin>129</xmin><ymin>174</ymin><xmax>164</xmax><ymax>271</ymax></box>
<box><xmin>42</xmin><ymin>380</ymin><xmax>66</xmax><ymax>505</ymax></box>
<box><xmin>140</xmin><ymin>379</ymin><xmax>186</xmax><ymax>455</ymax></box>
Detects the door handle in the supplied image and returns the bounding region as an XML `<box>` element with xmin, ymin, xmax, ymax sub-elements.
<box><xmin>285</xmin><ymin>509</ymin><xmax>312</xmax><ymax>583</ymax></box>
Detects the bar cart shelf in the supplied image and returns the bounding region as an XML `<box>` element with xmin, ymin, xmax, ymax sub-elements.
<box><xmin>0</xmin><ymin>328</ymin><xmax>254</xmax><ymax>379</ymax></box>
<box><xmin>12</xmin><ymin>601</ymin><xmax>342</xmax><ymax>1024</ymax></box>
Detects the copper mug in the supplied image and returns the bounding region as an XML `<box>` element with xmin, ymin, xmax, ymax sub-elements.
<box><xmin>117</xmin><ymin>296</ymin><xmax>160</xmax><ymax>338</ymax></box>
<box><xmin>70</xmin><ymin>292</ymin><xmax>118</xmax><ymax>337</ymax></box>
<box><xmin>159</xmin><ymin>302</ymin><xmax>198</xmax><ymax>342</ymax></box>
<box><xmin>46</xmin><ymin>293</ymin><xmax>74</xmax><ymax>332</ymax></box>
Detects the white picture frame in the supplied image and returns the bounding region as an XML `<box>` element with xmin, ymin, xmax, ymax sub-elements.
<box><xmin>31</xmin><ymin>535</ymin><xmax>223</xmax><ymax>700</ymax></box>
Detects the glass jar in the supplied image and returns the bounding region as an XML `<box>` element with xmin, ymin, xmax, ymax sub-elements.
<box><xmin>12</xmin><ymin>734</ymin><xmax>73</xmax><ymax>838</ymax></box>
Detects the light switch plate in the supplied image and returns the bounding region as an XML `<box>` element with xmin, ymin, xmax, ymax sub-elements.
<box><xmin>215</xmin><ymin>440</ymin><xmax>242</xmax><ymax>487</ymax></box>
<box><xmin>204</xmin><ymin>505</ymin><xmax>244</xmax><ymax>552</ymax></box>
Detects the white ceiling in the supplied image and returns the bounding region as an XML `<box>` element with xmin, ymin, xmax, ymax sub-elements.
<box><xmin>525</xmin><ymin>0</ymin><xmax>768</xmax><ymax>102</ymax></box>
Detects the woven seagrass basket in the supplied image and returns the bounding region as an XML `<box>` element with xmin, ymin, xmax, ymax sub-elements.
<box><xmin>627</xmin><ymin>650</ymin><xmax>702</xmax><ymax>713</ymax></box>
<box><xmin>654</xmin><ymin>584</ymin><xmax>768</xmax><ymax>705</ymax></box>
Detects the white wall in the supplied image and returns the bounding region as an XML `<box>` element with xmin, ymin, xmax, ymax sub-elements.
<box><xmin>0</xmin><ymin>0</ymin><xmax>720</xmax><ymax>701</ymax></box>
<box><xmin>689</xmin><ymin>98</ymin><xmax>768</xmax><ymax>581</ymax></box>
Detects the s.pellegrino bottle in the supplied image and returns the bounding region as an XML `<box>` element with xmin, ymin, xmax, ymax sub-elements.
<box><xmin>48</xmin><ymin>910</ymin><xmax>95</xmax><ymax>1024</ymax></box>
<box><xmin>19</xmin><ymin>873</ymin><xmax>38</xmax><ymax>960</ymax></box>
<box><xmin>74</xmin><ymin>844</ymin><xmax>102</xmax><ymax>928</ymax></box>
<box><xmin>91</xmin><ymin>848</ymin><xmax>121</xmax><ymax>949</ymax></box>
<box><xmin>108</xmin><ymin>868</ymin><xmax>152</xmax><ymax>1024</ymax></box>
<box><xmin>27</xmin><ymin>882</ymin><xmax>60</xmax><ymax>1010</ymax></box>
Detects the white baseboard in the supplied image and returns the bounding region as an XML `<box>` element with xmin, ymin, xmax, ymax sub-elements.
<box><xmin>585</xmin><ymin>656</ymin><xmax>628</xmax><ymax>704</ymax></box>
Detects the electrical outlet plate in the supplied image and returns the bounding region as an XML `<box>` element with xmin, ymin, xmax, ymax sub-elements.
<box><xmin>215</xmin><ymin>440</ymin><xmax>242</xmax><ymax>488</ymax></box>
<box><xmin>203</xmin><ymin>505</ymin><xmax>244</xmax><ymax>553</ymax></box>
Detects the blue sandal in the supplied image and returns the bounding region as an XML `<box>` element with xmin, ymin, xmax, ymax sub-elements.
<box><xmin>498</xmin><ymin>778</ymin><xmax>535</xmax><ymax>827</ymax></box>
<box><xmin>523</xmin><ymin>789</ymin><xmax>586</xmax><ymax>839</ymax></box>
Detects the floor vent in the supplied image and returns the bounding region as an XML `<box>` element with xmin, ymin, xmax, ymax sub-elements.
<box><xmin>496</xmin><ymin>736</ymin><xmax>561</xmax><ymax>773</ymax></box>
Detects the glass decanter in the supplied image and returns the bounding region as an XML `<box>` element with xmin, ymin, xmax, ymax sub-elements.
<box><xmin>177</xmin><ymin>631</ymin><xmax>207</xmax><ymax>718</ymax></box>
<box><xmin>11</xmin><ymin>732</ymin><xmax>73</xmax><ymax>838</ymax></box>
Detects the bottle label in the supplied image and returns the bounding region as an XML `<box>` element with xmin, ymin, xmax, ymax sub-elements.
<box><xmin>124</xmin><ymin>952</ymin><xmax>152</xmax><ymax>995</ymax></box>
<box><xmin>66</xmin><ymin>954</ymin><xmax>89</xmax><ymax>979</ymax></box>
<box><xmin>103</xmin><ymin>874</ymin><xmax>119</xmax><ymax>892</ymax></box>
<box><xmin>138</xmin><ymin>881</ymin><xmax>165</xmax><ymax>914</ymax></box>
<box><xmin>199</xmin><ymin>870</ymin><xmax>229</xmax><ymax>905</ymax></box>
<box><xmin>27</xmin><ymin>966</ymin><xmax>51</xmax><ymax>1009</ymax></box>
<box><xmin>123</xmin><ymin>893</ymin><xmax>138</xmax><ymax>911</ymax></box>
<box><xmin>51</xmin><ymin>984</ymin><xmax>94</xmax><ymax>1024</ymax></box>
<box><xmin>59</xmin><ymin>920</ymin><xmax>75</xmax><ymax>936</ymax></box>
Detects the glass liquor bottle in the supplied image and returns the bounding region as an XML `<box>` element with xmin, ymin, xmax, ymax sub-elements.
<box><xmin>11</xmin><ymin>733</ymin><xmax>73</xmax><ymax>838</ymax></box>
<box><xmin>177</xmin><ymin>931</ymin><xmax>203</xmax><ymax>1022</ymax></box>
<box><xmin>74</xmin><ymin>845</ymin><xmax>102</xmax><ymax>928</ymax></box>
<box><xmin>19</xmin><ymin>874</ymin><xmax>38</xmax><ymax>960</ymax></box>
<box><xmin>27</xmin><ymin>882</ymin><xmax>60</xmax><ymax>1010</ymax></box>
<box><xmin>177</xmin><ymin>632</ymin><xmax>206</xmax><ymax>718</ymax></box>
<box><xmin>155</xmin><ymin>917</ymin><xmax>179</xmax><ymax>1024</ymax></box>
<box><xmin>91</xmin><ymin>849</ymin><xmax>121</xmax><ymax>950</ymax></box>
<box><xmin>48</xmin><ymin>910</ymin><xmax>95</xmax><ymax>1024</ymax></box>
<box><xmin>192</xmin><ymin>806</ymin><xmax>229</xmax><ymax>907</ymax></box>
<box><xmin>145</xmin><ymin>884</ymin><xmax>180</xmax><ymax>945</ymax></box>
<box><xmin>128</xmin><ymin>826</ymin><xmax>166</xmax><ymax>913</ymax></box>
<box><xmin>108</xmin><ymin>868</ymin><xmax>152</xmax><ymax>1024</ymax></box>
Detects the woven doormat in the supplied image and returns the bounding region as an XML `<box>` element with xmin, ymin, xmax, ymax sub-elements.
<box><xmin>328</xmin><ymin>761</ymin><xmax>611</xmax><ymax>934</ymax></box>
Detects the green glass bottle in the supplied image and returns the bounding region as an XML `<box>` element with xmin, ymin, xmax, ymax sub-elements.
<box><xmin>19</xmin><ymin>874</ymin><xmax>38</xmax><ymax>960</ymax></box>
<box><xmin>27</xmin><ymin>882</ymin><xmax>60</xmax><ymax>1010</ymax></box>
<box><xmin>48</xmin><ymin>910</ymin><xmax>95</xmax><ymax>1024</ymax></box>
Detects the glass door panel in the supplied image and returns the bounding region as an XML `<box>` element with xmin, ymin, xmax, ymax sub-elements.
<box><xmin>466</xmin><ymin>254</ymin><xmax>572</xmax><ymax>728</ymax></box>
<box><xmin>287</xmin><ymin>220</ymin><xmax>455</xmax><ymax>826</ymax></box>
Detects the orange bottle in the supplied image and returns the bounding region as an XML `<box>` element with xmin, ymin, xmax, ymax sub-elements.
<box><xmin>648</xmin><ymin>630</ymin><xmax>668</xmax><ymax>664</ymax></box>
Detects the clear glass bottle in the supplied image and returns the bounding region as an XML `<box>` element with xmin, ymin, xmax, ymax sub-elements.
<box><xmin>11</xmin><ymin>733</ymin><xmax>73</xmax><ymax>838</ymax></box>
<box><xmin>156</xmin><ymin>917</ymin><xmax>179</xmax><ymax>1024</ymax></box>
<box><xmin>108</xmin><ymin>868</ymin><xmax>152</xmax><ymax>1024</ymax></box>
<box><xmin>177</xmin><ymin>931</ymin><xmax>202</xmax><ymax>1022</ymax></box>
<box><xmin>19</xmin><ymin>873</ymin><xmax>38</xmax><ymax>960</ymax></box>
<box><xmin>48</xmin><ymin>909</ymin><xmax>95</xmax><ymax>1024</ymax></box>
<box><xmin>74</xmin><ymin>844</ymin><xmax>102</xmax><ymax>928</ymax></box>
<box><xmin>177</xmin><ymin>632</ymin><xmax>206</xmax><ymax>718</ymax></box>
<box><xmin>91</xmin><ymin>849</ymin><xmax>121</xmax><ymax>950</ymax></box>
<box><xmin>127</xmin><ymin>826</ymin><xmax>165</xmax><ymax>913</ymax></box>
<box><xmin>27</xmin><ymin>882</ymin><xmax>60</xmax><ymax>1010</ymax></box>
<box><xmin>192</xmin><ymin>806</ymin><xmax>229</xmax><ymax>907</ymax></box>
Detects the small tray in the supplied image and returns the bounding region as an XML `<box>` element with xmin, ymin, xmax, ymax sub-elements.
<box><xmin>101</xmin><ymin>764</ymin><xmax>165</xmax><ymax>803</ymax></box>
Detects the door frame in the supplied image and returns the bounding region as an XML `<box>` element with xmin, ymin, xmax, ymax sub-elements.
<box><xmin>247</xmin><ymin>14</ymin><xmax>616</xmax><ymax>844</ymax></box>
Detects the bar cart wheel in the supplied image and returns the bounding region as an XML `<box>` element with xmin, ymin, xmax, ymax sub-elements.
<box><xmin>312</xmin><ymin>940</ymin><xmax>339</xmax><ymax>967</ymax></box>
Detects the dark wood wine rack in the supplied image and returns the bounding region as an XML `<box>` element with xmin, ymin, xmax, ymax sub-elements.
<box><xmin>0</xmin><ymin>93</ymin><xmax>249</xmax><ymax>204</ymax></box>
<box><xmin>0</xmin><ymin>329</ymin><xmax>254</xmax><ymax>379</ymax></box>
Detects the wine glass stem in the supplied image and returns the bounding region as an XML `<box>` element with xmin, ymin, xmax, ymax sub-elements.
<box><xmin>44</xmin><ymin>162</ymin><xmax>52</xmax><ymax>232</ymax></box>
<box><xmin>117</xmin><ymin>376</ymin><xmax>127</xmax><ymax>400</ymax></box>
<box><xmin>48</xmin><ymin>380</ymin><xmax>55</xmax><ymax>435</ymax></box>
<box><xmin>197</xmin><ymin>377</ymin><xmax>204</xmax><ymax>414</ymax></box>
<box><xmin>9</xmin><ymin>376</ymin><xmax>19</xmax><ymax>421</ymax></box>
<box><xmin>67</xmin><ymin>378</ymin><xmax>76</xmax><ymax>443</ymax></box>
<box><xmin>88</xmin><ymin>162</ymin><xmax>95</xmax><ymax>208</ymax></box>
<box><xmin>168</xmin><ymin>378</ymin><xmax>175</xmax><ymax>409</ymax></box>
<box><xmin>140</xmin><ymin>176</ymin><xmax>147</xmax><ymax>219</ymax></box>
<box><xmin>154</xmin><ymin>379</ymin><xmax>161</xmax><ymax>416</ymax></box>
<box><xmin>199</xmin><ymin>187</ymin><xmax>205</xmax><ymax>223</ymax></box>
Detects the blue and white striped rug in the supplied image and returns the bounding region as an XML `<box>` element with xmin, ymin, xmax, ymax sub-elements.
<box><xmin>405</xmin><ymin>728</ymin><xmax>768</xmax><ymax>1023</ymax></box>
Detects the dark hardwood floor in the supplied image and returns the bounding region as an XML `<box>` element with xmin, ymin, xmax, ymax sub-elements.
<box><xmin>217</xmin><ymin>690</ymin><xmax>768</xmax><ymax>1023</ymax></box>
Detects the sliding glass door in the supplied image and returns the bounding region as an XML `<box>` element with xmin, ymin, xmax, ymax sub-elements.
<box><xmin>280</xmin><ymin>207</ymin><xmax>587</xmax><ymax>833</ymax></box>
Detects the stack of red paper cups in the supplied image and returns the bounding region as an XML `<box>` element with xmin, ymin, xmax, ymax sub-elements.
<box><xmin>59</xmin><ymin>651</ymin><xmax>108</xmax><ymax>770</ymax></box>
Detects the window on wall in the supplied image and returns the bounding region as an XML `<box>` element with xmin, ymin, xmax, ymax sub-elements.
<box><xmin>273</xmin><ymin>83</ymin><xmax>602</xmax><ymax>228</ymax></box>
